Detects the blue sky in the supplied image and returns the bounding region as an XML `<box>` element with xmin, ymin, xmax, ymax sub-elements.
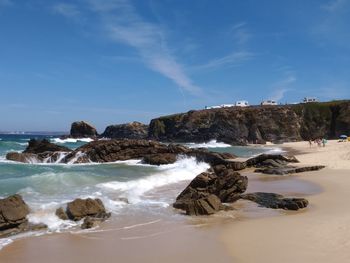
<box><xmin>1</xmin><ymin>0</ymin><xmax>350</xmax><ymax>131</ymax></box>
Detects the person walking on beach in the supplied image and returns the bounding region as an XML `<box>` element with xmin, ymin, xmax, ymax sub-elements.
<box><xmin>322</xmin><ymin>138</ymin><xmax>327</xmax><ymax>147</ymax></box>
<box><xmin>308</xmin><ymin>140</ymin><xmax>312</xmax><ymax>148</ymax></box>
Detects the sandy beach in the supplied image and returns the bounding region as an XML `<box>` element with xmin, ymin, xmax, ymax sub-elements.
<box><xmin>222</xmin><ymin>140</ymin><xmax>350</xmax><ymax>262</ymax></box>
<box><xmin>0</xmin><ymin>140</ymin><xmax>349</xmax><ymax>262</ymax></box>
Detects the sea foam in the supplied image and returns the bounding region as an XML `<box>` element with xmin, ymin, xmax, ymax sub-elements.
<box><xmin>97</xmin><ymin>156</ymin><xmax>210</xmax><ymax>204</ymax></box>
<box><xmin>51</xmin><ymin>138</ymin><xmax>94</xmax><ymax>144</ymax></box>
<box><xmin>185</xmin><ymin>140</ymin><xmax>231</xmax><ymax>148</ymax></box>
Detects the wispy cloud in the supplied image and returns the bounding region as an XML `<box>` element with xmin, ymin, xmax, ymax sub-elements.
<box><xmin>230</xmin><ymin>22</ymin><xmax>252</xmax><ymax>45</ymax></box>
<box><xmin>270</xmin><ymin>73</ymin><xmax>296</xmax><ymax>101</ymax></box>
<box><xmin>192</xmin><ymin>51</ymin><xmax>254</xmax><ymax>71</ymax></box>
<box><xmin>321</xmin><ymin>0</ymin><xmax>348</xmax><ymax>12</ymax></box>
<box><xmin>0</xmin><ymin>0</ymin><xmax>13</xmax><ymax>7</ymax></box>
<box><xmin>52</xmin><ymin>3</ymin><xmax>81</xmax><ymax>18</ymax></box>
<box><xmin>85</xmin><ymin>0</ymin><xmax>201</xmax><ymax>96</ymax></box>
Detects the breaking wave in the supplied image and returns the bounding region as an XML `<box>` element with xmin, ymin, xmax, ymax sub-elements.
<box><xmin>97</xmin><ymin>157</ymin><xmax>210</xmax><ymax>204</ymax></box>
<box><xmin>51</xmin><ymin>138</ymin><xmax>94</xmax><ymax>144</ymax></box>
<box><xmin>185</xmin><ymin>140</ymin><xmax>231</xmax><ymax>148</ymax></box>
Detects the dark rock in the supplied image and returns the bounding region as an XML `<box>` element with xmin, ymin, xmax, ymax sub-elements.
<box><xmin>81</xmin><ymin>216</ymin><xmax>101</xmax><ymax>229</ymax></box>
<box><xmin>0</xmin><ymin>194</ymin><xmax>30</xmax><ymax>231</ymax></box>
<box><xmin>142</xmin><ymin>153</ymin><xmax>177</xmax><ymax>165</ymax></box>
<box><xmin>66</xmin><ymin>198</ymin><xmax>110</xmax><ymax>221</ymax></box>
<box><xmin>6</xmin><ymin>152</ymin><xmax>42</xmax><ymax>163</ymax></box>
<box><xmin>24</xmin><ymin>139</ymin><xmax>71</xmax><ymax>154</ymax></box>
<box><xmin>101</xmin><ymin>121</ymin><xmax>148</xmax><ymax>139</ymax></box>
<box><xmin>70</xmin><ymin>121</ymin><xmax>98</xmax><ymax>138</ymax></box>
<box><xmin>55</xmin><ymin>207</ymin><xmax>68</xmax><ymax>220</ymax></box>
<box><xmin>173</xmin><ymin>194</ymin><xmax>223</xmax><ymax>216</ymax></box>
<box><xmin>240</xmin><ymin>192</ymin><xmax>309</xmax><ymax>210</ymax></box>
<box><xmin>255</xmin><ymin>165</ymin><xmax>325</xmax><ymax>175</ymax></box>
<box><xmin>0</xmin><ymin>222</ymin><xmax>47</xmax><ymax>238</ymax></box>
<box><xmin>173</xmin><ymin>164</ymin><xmax>248</xmax><ymax>216</ymax></box>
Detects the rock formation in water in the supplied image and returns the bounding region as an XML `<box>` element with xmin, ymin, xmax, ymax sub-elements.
<box><xmin>0</xmin><ymin>195</ymin><xmax>46</xmax><ymax>238</ymax></box>
<box><xmin>6</xmin><ymin>139</ymin><xmax>71</xmax><ymax>163</ymax></box>
<box><xmin>148</xmin><ymin>101</ymin><xmax>350</xmax><ymax>144</ymax></box>
<box><xmin>70</xmin><ymin>121</ymin><xmax>98</xmax><ymax>138</ymax></box>
<box><xmin>56</xmin><ymin>198</ymin><xmax>111</xmax><ymax>229</ymax></box>
<box><xmin>101</xmin><ymin>121</ymin><xmax>149</xmax><ymax>139</ymax></box>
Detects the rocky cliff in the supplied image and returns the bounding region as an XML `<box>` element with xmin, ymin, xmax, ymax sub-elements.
<box><xmin>148</xmin><ymin>101</ymin><xmax>350</xmax><ymax>144</ymax></box>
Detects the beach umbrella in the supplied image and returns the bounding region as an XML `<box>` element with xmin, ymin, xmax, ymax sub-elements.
<box><xmin>339</xmin><ymin>135</ymin><xmax>347</xmax><ymax>139</ymax></box>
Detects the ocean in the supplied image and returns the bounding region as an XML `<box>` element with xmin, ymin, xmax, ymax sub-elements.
<box><xmin>0</xmin><ymin>134</ymin><xmax>282</xmax><ymax>249</ymax></box>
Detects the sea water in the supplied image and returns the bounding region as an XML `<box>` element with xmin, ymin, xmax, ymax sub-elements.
<box><xmin>0</xmin><ymin>134</ymin><xmax>282</xmax><ymax>249</ymax></box>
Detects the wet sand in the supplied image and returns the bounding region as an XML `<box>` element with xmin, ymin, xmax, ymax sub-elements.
<box><xmin>0</xmin><ymin>169</ymin><xmax>322</xmax><ymax>263</ymax></box>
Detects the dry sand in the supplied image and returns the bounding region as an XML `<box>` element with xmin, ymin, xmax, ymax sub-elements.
<box><xmin>222</xmin><ymin>140</ymin><xmax>350</xmax><ymax>263</ymax></box>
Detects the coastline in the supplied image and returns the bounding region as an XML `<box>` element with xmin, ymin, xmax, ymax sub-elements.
<box><xmin>221</xmin><ymin>140</ymin><xmax>350</xmax><ymax>262</ymax></box>
<box><xmin>0</xmin><ymin>140</ymin><xmax>348</xmax><ymax>262</ymax></box>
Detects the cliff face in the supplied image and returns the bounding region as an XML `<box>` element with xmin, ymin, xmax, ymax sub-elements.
<box><xmin>148</xmin><ymin>101</ymin><xmax>350</xmax><ymax>144</ymax></box>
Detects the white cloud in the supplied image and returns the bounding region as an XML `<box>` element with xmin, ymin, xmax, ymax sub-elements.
<box><xmin>270</xmin><ymin>73</ymin><xmax>296</xmax><ymax>101</ymax></box>
<box><xmin>52</xmin><ymin>3</ymin><xmax>81</xmax><ymax>18</ymax></box>
<box><xmin>230</xmin><ymin>22</ymin><xmax>252</xmax><ymax>45</ymax></box>
<box><xmin>86</xmin><ymin>0</ymin><xmax>201</xmax><ymax>95</ymax></box>
<box><xmin>193</xmin><ymin>51</ymin><xmax>254</xmax><ymax>71</ymax></box>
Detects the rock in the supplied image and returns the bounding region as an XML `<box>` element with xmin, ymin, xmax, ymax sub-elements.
<box><xmin>254</xmin><ymin>165</ymin><xmax>325</xmax><ymax>175</ymax></box>
<box><xmin>240</xmin><ymin>192</ymin><xmax>309</xmax><ymax>210</ymax></box>
<box><xmin>142</xmin><ymin>153</ymin><xmax>177</xmax><ymax>165</ymax></box>
<box><xmin>24</xmin><ymin>139</ymin><xmax>71</xmax><ymax>154</ymax></box>
<box><xmin>0</xmin><ymin>222</ymin><xmax>47</xmax><ymax>238</ymax></box>
<box><xmin>173</xmin><ymin>194</ymin><xmax>223</xmax><ymax>216</ymax></box>
<box><xmin>0</xmin><ymin>194</ymin><xmax>30</xmax><ymax>231</ymax></box>
<box><xmin>55</xmin><ymin>207</ymin><xmax>68</xmax><ymax>220</ymax></box>
<box><xmin>6</xmin><ymin>152</ymin><xmax>42</xmax><ymax>163</ymax></box>
<box><xmin>66</xmin><ymin>198</ymin><xmax>110</xmax><ymax>221</ymax></box>
<box><xmin>81</xmin><ymin>216</ymin><xmax>103</xmax><ymax>229</ymax></box>
<box><xmin>101</xmin><ymin>121</ymin><xmax>149</xmax><ymax>139</ymax></box>
<box><xmin>174</xmin><ymin>168</ymin><xmax>248</xmax><ymax>215</ymax></box>
<box><xmin>148</xmin><ymin>101</ymin><xmax>350</xmax><ymax>144</ymax></box>
<box><xmin>70</xmin><ymin>121</ymin><xmax>98</xmax><ymax>138</ymax></box>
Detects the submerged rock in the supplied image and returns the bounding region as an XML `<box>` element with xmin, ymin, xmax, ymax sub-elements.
<box><xmin>240</xmin><ymin>192</ymin><xmax>309</xmax><ymax>210</ymax></box>
<box><xmin>70</xmin><ymin>121</ymin><xmax>98</xmax><ymax>138</ymax></box>
<box><xmin>101</xmin><ymin>121</ymin><xmax>149</xmax><ymax>139</ymax></box>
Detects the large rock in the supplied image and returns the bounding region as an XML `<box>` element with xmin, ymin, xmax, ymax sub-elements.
<box><xmin>65</xmin><ymin>198</ymin><xmax>110</xmax><ymax>221</ymax></box>
<box><xmin>240</xmin><ymin>192</ymin><xmax>309</xmax><ymax>210</ymax></box>
<box><xmin>0</xmin><ymin>194</ymin><xmax>30</xmax><ymax>230</ymax></box>
<box><xmin>24</xmin><ymin>139</ymin><xmax>71</xmax><ymax>154</ymax></box>
<box><xmin>101</xmin><ymin>121</ymin><xmax>148</xmax><ymax>139</ymax></box>
<box><xmin>148</xmin><ymin>101</ymin><xmax>350</xmax><ymax>144</ymax></box>
<box><xmin>70</xmin><ymin>121</ymin><xmax>98</xmax><ymax>138</ymax></box>
<box><xmin>173</xmin><ymin>166</ymin><xmax>248</xmax><ymax>215</ymax></box>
